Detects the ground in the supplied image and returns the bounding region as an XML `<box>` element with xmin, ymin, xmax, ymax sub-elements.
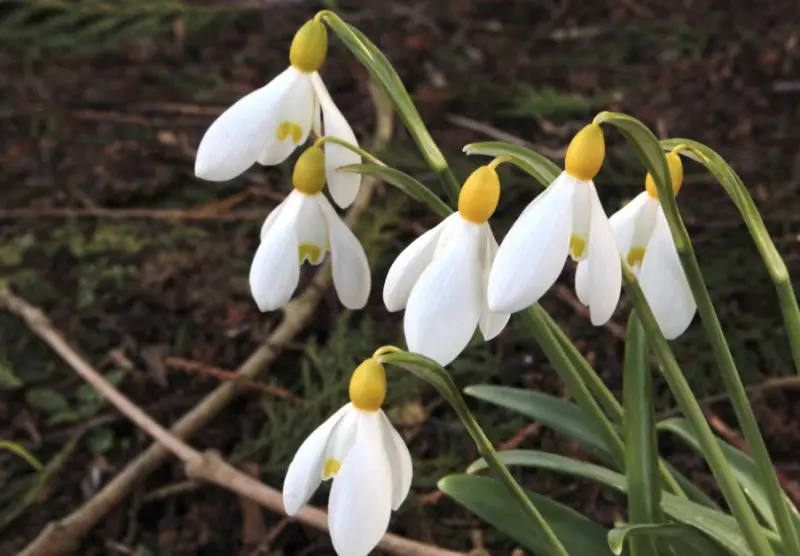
<box><xmin>1</xmin><ymin>0</ymin><xmax>800</xmax><ymax>554</ymax></box>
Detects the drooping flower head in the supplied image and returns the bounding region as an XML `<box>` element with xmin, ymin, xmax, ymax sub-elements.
<box><xmin>195</xmin><ymin>17</ymin><xmax>361</xmax><ymax>208</ymax></box>
<box><xmin>250</xmin><ymin>145</ymin><xmax>370</xmax><ymax>311</ymax></box>
<box><xmin>488</xmin><ymin>123</ymin><xmax>622</xmax><ymax>325</ymax></box>
<box><xmin>283</xmin><ymin>355</ymin><xmax>413</xmax><ymax>556</ymax></box>
<box><xmin>383</xmin><ymin>165</ymin><xmax>510</xmax><ymax>366</ymax></box>
<box><xmin>579</xmin><ymin>151</ymin><xmax>695</xmax><ymax>338</ymax></box>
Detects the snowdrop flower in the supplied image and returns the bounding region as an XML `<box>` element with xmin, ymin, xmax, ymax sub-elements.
<box><xmin>195</xmin><ymin>17</ymin><xmax>362</xmax><ymax>208</ymax></box>
<box><xmin>488</xmin><ymin>123</ymin><xmax>621</xmax><ymax>325</ymax></box>
<box><xmin>383</xmin><ymin>165</ymin><xmax>510</xmax><ymax>366</ymax></box>
<box><xmin>283</xmin><ymin>356</ymin><xmax>412</xmax><ymax>556</ymax></box>
<box><xmin>249</xmin><ymin>145</ymin><xmax>370</xmax><ymax>311</ymax></box>
<box><xmin>578</xmin><ymin>152</ymin><xmax>695</xmax><ymax>338</ymax></box>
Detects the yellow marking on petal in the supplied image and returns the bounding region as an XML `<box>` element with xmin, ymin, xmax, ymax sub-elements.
<box><xmin>646</xmin><ymin>152</ymin><xmax>684</xmax><ymax>200</ymax></box>
<box><xmin>627</xmin><ymin>246</ymin><xmax>646</xmax><ymax>267</ymax></box>
<box><xmin>292</xmin><ymin>146</ymin><xmax>326</xmax><ymax>195</ymax></box>
<box><xmin>298</xmin><ymin>243</ymin><xmax>325</xmax><ymax>264</ymax></box>
<box><xmin>323</xmin><ymin>458</ymin><xmax>341</xmax><ymax>479</ymax></box>
<box><xmin>458</xmin><ymin>166</ymin><xmax>500</xmax><ymax>224</ymax></box>
<box><xmin>277</xmin><ymin>121</ymin><xmax>303</xmax><ymax>144</ymax></box>
<box><xmin>565</xmin><ymin>123</ymin><xmax>605</xmax><ymax>181</ymax></box>
<box><xmin>289</xmin><ymin>20</ymin><xmax>328</xmax><ymax>73</ymax></box>
<box><xmin>570</xmin><ymin>234</ymin><xmax>586</xmax><ymax>259</ymax></box>
<box><xmin>349</xmin><ymin>358</ymin><xmax>386</xmax><ymax>412</ymax></box>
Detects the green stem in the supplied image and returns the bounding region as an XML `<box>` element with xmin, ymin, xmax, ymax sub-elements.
<box><xmin>623</xmin><ymin>312</ymin><xmax>663</xmax><ymax>556</ymax></box>
<box><xmin>436</xmin><ymin>166</ymin><xmax>461</xmax><ymax>207</ymax></box>
<box><xmin>452</xmin><ymin>391</ymin><xmax>572</xmax><ymax>556</ymax></box>
<box><xmin>649</xmin><ymin>158</ymin><xmax>800</xmax><ymax>556</ymax></box>
<box><xmin>661</xmin><ymin>139</ymin><xmax>800</xmax><ymax>378</ymax></box>
<box><xmin>622</xmin><ymin>266</ymin><xmax>776</xmax><ymax>556</ymax></box>
<box><xmin>521</xmin><ymin>307</ymin><xmax>627</xmax><ymax>471</ymax></box>
<box><xmin>314</xmin><ymin>135</ymin><xmax>386</xmax><ymax>166</ymax></box>
<box><xmin>533</xmin><ymin>305</ymin><xmax>687</xmax><ymax>499</ymax></box>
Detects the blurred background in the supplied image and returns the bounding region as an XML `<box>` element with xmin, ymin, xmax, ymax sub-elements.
<box><xmin>1</xmin><ymin>0</ymin><xmax>799</xmax><ymax>554</ymax></box>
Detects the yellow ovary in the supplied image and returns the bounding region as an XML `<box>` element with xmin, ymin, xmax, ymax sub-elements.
<box><xmin>564</xmin><ymin>123</ymin><xmax>606</xmax><ymax>181</ymax></box>
<box><xmin>277</xmin><ymin>121</ymin><xmax>303</xmax><ymax>144</ymax></box>
<box><xmin>292</xmin><ymin>146</ymin><xmax>326</xmax><ymax>195</ymax></box>
<box><xmin>627</xmin><ymin>246</ymin><xmax>646</xmax><ymax>267</ymax></box>
<box><xmin>323</xmin><ymin>458</ymin><xmax>341</xmax><ymax>479</ymax></box>
<box><xmin>348</xmin><ymin>358</ymin><xmax>387</xmax><ymax>412</ymax></box>
<box><xmin>570</xmin><ymin>234</ymin><xmax>586</xmax><ymax>259</ymax></box>
<box><xmin>289</xmin><ymin>20</ymin><xmax>328</xmax><ymax>73</ymax></box>
<box><xmin>645</xmin><ymin>151</ymin><xmax>684</xmax><ymax>199</ymax></box>
<box><xmin>458</xmin><ymin>166</ymin><xmax>500</xmax><ymax>224</ymax></box>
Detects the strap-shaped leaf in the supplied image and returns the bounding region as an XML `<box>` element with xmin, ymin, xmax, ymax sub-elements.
<box><xmin>463</xmin><ymin>140</ymin><xmax>561</xmax><ymax>187</ymax></box>
<box><xmin>608</xmin><ymin>524</ymin><xmax>729</xmax><ymax>556</ymax></box>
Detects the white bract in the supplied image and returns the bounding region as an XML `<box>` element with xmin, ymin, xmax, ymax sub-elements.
<box><xmin>283</xmin><ymin>358</ymin><xmax>412</xmax><ymax>556</ymax></box>
<box><xmin>579</xmin><ymin>153</ymin><xmax>695</xmax><ymax>339</ymax></box>
<box><xmin>383</xmin><ymin>166</ymin><xmax>510</xmax><ymax>366</ymax></box>
<box><xmin>249</xmin><ymin>146</ymin><xmax>370</xmax><ymax>311</ymax></box>
<box><xmin>194</xmin><ymin>20</ymin><xmax>362</xmax><ymax>208</ymax></box>
<box><xmin>487</xmin><ymin>124</ymin><xmax>621</xmax><ymax>325</ymax></box>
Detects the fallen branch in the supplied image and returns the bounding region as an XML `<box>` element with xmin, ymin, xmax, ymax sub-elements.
<box><xmin>0</xmin><ymin>288</ymin><xmax>463</xmax><ymax>556</ymax></box>
<box><xmin>14</xmin><ymin>84</ymin><xmax>402</xmax><ymax>556</ymax></box>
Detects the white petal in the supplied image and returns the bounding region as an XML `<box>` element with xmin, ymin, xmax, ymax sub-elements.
<box><xmin>295</xmin><ymin>194</ymin><xmax>329</xmax><ymax>265</ymax></box>
<box><xmin>322</xmin><ymin>404</ymin><xmax>359</xmax><ymax>473</ymax></box>
<box><xmin>575</xmin><ymin>260</ymin><xmax>590</xmax><ymax>305</ymax></box>
<box><xmin>383</xmin><ymin>214</ymin><xmax>456</xmax><ymax>312</ymax></box>
<box><xmin>318</xmin><ymin>196</ymin><xmax>371</xmax><ymax>309</ymax></box>
<box><xmin>257</xmin><ymin>71</ymin><xmax>315</xmax><ymax>166</ymax></box>
<box><xmin>260</xmin><ymin>195</ymin><xmax>289</xmax><ymax>241</ymax></box>
<box><xmin>586</xmin><ymin>184</ymin><xmax>622</xmax><ymax>325</ymax></box>
<box><xmin>639</xmin><ymin>209</ymin><xmax>696</xmax><ymax>339</ymax></box>
<box><xmin>487</xmin><ymin>173</ymin><xmax>576</xmax><ymax>313</ymax></box>
<box><xmin>379</xmin><ymin>411</ymin><xmax>413</xmax><ymax>510</ymax></box>
<box><xmin>329</xmin><ymin>412</ymin><xmax>393</xmax><ymax>556</ymax></box>
<box><xmin>195</xmin><ymin>67</ymin><xmax>297</xmax><ymax>181</ymax></box>
<box><xmin>478</xmin><ymin>225</ymin><xmax>510</xmax><ymax>340</ymax></box>
<box><xmin>282</xmin><ymin>404</ymin><xmax>350</xmax><ymax>515</ymax></box>
<box><xmin>249</xmin><ymin>192</ymin><xmax>303</xmax><ymax>311</ymax></box>
<box><xmin>570</xmin><ymin>179</ymin><xmax>593</xmax><ymax>255</ymax></box>
<box><xmin>311</xmin><ymin>73</ymin><xmax>362</xmax><ymax>209</ymax></box>
<box><xmin>609</xmin><ymin>191</ymin><xmax>651</xmax><ymax>257</ymax></box>
<box><xmin>404</xmin><ymin>217</ymin><xmax>483</xmax><ymax>366</ymax></box>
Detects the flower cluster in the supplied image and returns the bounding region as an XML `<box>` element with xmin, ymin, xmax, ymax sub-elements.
<box><xmin>193</xmin><ymin>16</ymin><xmax>698</xmax><ymax>556</ymax></box>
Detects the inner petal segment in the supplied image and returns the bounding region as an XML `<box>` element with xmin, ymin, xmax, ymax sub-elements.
<box><xmin>277</xmin><ymin>121</ymin><xmax>303</xmax><ymax>144</ymax></box>
<box><xmin>570</xmin><ymin>234</ymin><xmax>587</xmax><ymax>260</ymax></box>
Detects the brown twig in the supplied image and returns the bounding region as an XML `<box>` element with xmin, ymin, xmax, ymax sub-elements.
<box><xmin>0</xmin><ymin>288</ymin><xmax>462</xmax><ymax>556</ymax></box>
<box><xmin>165</xmin><ymin>356</ymin><xmax>300</xmax><ymax>401</ymax></box>
<box><xmin>14</xmin><ymin>83</ymin><xmax>402</xmax><ymax>556</ymax></box>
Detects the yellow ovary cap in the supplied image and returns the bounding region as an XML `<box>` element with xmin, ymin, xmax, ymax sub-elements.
<box><xmin>349</xmin><ymin>358</ymin><xmax>387</xmax><ymax>412</ymax></box>
<box><xmin>564</xmin><ymin>123</ymin><xmax>605</xmax><ymax>181</ymax></box>
<box><xmin>292</xmin><ymin>146</ymin><xmax>326</xmax><ymax>195</ymax></box>
<box><xmin>458</xmin><ymin>166</ymin><xmax>500</xmax><ymax>224</ymax></box>
<box><xmin>289</xmin><ymin>20</ymin><xmax>328</xmax><ymax>73</ymax></box>
<box><xmin>646</xmin><ymin>152</ymin><xmax>684</xmax><ymax>199</ymax></box>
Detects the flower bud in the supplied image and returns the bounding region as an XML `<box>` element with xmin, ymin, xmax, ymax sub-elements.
<box><xmin>458</xmin><ymin>166</ymin><xmax>500</xmax><ymax>224</ymax></box>
<box><xmin>646</xmin><ymin>151</ymin><xmax>684</xmax><ymax>199</ymax></box>
<box><xmin>349</xmin><ymin>358</ymin><xmax>387</xmax><ymax>412</ymax></box>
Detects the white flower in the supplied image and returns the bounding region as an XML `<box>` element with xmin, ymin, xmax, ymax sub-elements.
<box><xmin>487</xmin><ymin>124</ymin><xmax>621</xmax><ymax>325</ymax></box>
<box><xmin>194</xmin><ymin>20</ymin><xmax>361</xmax><ymax>208</ymax></box>
<box><xmin>383</xmin><ymin>166</ymin><xmax>510</xmax><ymax>366</ymax></box>
<box><xmin>249</xmin><ymin>146</ymin><xmax>370</xmax><ymax>311</ymax></box>
<box><xmin>283</xmin><ymin>358</ymin><xmax>412</xmax><ymax>556</ymax></box>
<box><xmin>578</xmin><ymin>153</ymin><xmax>696</xmax><ymax>338</ymax></box>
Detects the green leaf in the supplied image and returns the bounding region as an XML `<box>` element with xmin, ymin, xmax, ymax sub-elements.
<box><xmin>608</xmin><ymin>524</ymin><xmax>730</xmax><ymax>556</ymax></box>
<box><xmin>0</xmin><ymin>440</ymin><xmax>43</xmax><ymax>470</ymax></box>
<box><xmin>623</xmin><ymin>312</ymin><xmax>663</xmax><ymax>556</ymax></box>
<box><xmin>463</xmin><ymin>141</ymin><xmax>562</xmax><ymax>187</ymax></box>
<box><xmin>25</xmin><ymin>387</ymin><xmax>70</xmax><ymax>414</ymax></box>
<box><xmin>468</xmin><ymin>449</ymin><xmax>775</xmax><ymax>556</ymax></box>
<box><xmin>87</xmin><ymin>428</ymin><xmax>115</xmax><ymax>454</ymax></box>
<box><xmin>439</xmin><ymin>474</ymin><xmax>612</xmax><ymax>555</ymax></box>
<box><xmin>0</xmin><ymin>360</ymin><xmax>23</xmax><ymax>390</ymax></box>
<box><xmin>659</xmin><ymin>417</ymin><xmax>800</xmax><ymax>531</ymax></box>
<box><xmin>464</xmin><ymin>385</ymin><xmax>613</xmax><ymax>460</ymax></box>
<box><xmin>320</xmin><ymin>12</ymin><xmax>459</xmax><ymax>201</ymax></box>
<box><xmin>339</xmin><ymin>163</ymin><xmax>452</xmax><ymax>217</ymax></box>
